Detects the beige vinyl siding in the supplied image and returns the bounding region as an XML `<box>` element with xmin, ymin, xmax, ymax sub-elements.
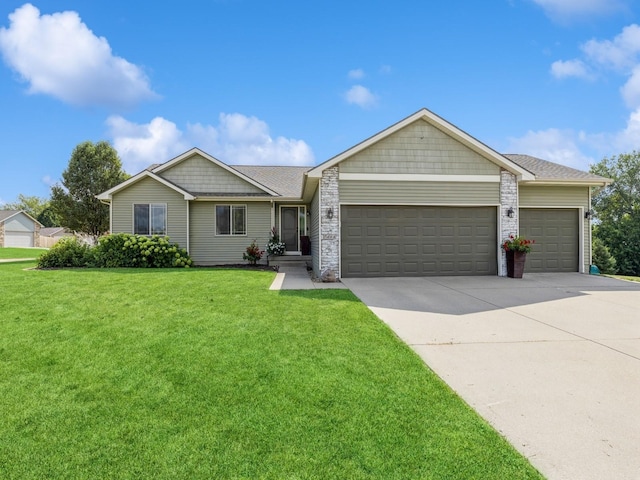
<box><xmin>519</xmin><ymin>185</ymin><xmax>590</xmax><ymax>272</ymax></box>
<box><xmin>519</xmin><ymin>185</ymin><xmax>589</xmax><ymax>207</ymax></box>
<box><xmin>310</xmin><ymin>188</ymin><xmax>320</xmax><ymax>275</ymax></box>
<box><xmin>4</xmin><ymin>214</ymin><xmax>35</xmax><ymax>232</ymax></box>
<box><xmin>339</xmin><ymin>119</ymin><xmax>501</xmax><ymax>175</ymax></box>
<box><xmin>111</xmin><ymin>177</ymin><xmax>188</xmax><ymax>248</ymax></box>
<box><xmin>159</xmin><ymin>154</ymin><xmax>265</xmax><ymax>194</ymax></box>
<box><xmin>189</xmin><ymin>201</ymin><xmax>271</xmax><ymax>265</ymax></box>
<box><xmin>339</xmin><ymin>180</ymin><xmax>499</xmax><ymax>205</ymax></box>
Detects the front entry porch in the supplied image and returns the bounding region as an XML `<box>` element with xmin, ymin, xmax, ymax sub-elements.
<box><xmin>279</xmin><ymin>205</ymin><xmax>310</xmax><ymax>255</ymax></box>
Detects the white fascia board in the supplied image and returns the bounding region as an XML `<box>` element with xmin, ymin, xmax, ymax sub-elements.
<box><xmin>96</xmin><ymin>171</ymin><xmax>195</xmax><ymax>200</ymax></box>
<box><xmin>339</xmin><ymin>173</ymin><xmax>500</xmax><ymax>182</ymax></box>
<box><xmin>151</xmin><ymin>147</ymin><xmax>280</xmax><ymax>197</ymax></box>
<box><xmin>307</xmin><ymin>108</ymin><xmax>535</xmax><ymax>180</ymax></box>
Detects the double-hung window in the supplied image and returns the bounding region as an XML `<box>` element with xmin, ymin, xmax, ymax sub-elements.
<box><xmin>134</xmin><ymin>204</ymin><xmax>167</xmax><ymax>235</ymax></box>
<box><xmin>216</xmin><ymin>205</ymin><xmax>246</xmax><ymax>235</ymax></box>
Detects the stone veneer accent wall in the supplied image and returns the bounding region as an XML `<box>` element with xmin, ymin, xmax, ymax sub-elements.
<box><xmin>499</xmin><ymin>169</ymin><xmax>518</xmax><ymax>276</ymax></box>
<box><xmin>319</xmin><ymin>166</ymin><xmax>340</xmax><ymax>278</ymax></box>
<box><xmin>0</xmin><ymin>223</ymin><xmax>4</xmax><ymax>247</ymax></box>
<box><xmin>34</xmin><ymin>223</ymin><xmax>41</xmax><ymax>248</ymax></box>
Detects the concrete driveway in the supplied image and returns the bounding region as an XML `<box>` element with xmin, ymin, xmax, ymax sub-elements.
<box><xmin>341</xmin><ymin>273</ymin><xmax>640</xmax><ymax>480</ymax></box>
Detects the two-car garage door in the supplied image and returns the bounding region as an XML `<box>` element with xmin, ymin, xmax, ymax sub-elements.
<box><xmin>341</xmin><ymin>206</ymin><xmax>497</xmax><ymax>277</ymax></box>
<box><xmin>341</xmin><ymin>205</ymin><xmax>580</xmax><ymax>277</ymax></box>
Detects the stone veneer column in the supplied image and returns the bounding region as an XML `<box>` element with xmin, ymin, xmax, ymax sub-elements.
<box><xmin>0</xmin><ymin>223</ymin><xmax>4</xmax><ymax>247</ymax></box>
<box><xmin>320</xmin><ymin>166</ymin><xmax>340</xmax><ymax>279</ymax></box>
<box><xmin>499</xmin><ymin>169</ymin><xmax>518</xmax><ymax>276</ymax></box>
<box><xmin>34</xmin><ymin>223</ymin><xmax>41</xmax><ymax>248</ymax></box>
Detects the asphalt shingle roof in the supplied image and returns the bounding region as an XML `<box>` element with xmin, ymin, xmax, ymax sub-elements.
<box><xmin>40</xmin><ymin>227</ymin><xmax>68</xmax><ymax>236</ymax></box>
<box><xmin>232</xmin><ymin>165</ymin><xmax>312</xmax><ymax>198</ymax></box>
<box><xmin>504</xmin><ymin>154</ymin><xmax>609</xmax><ymax>183</ymax></box>
<box><xmin>0</xmin><ymin>210</ymin><xmax>20</xmax><ymax>222</ymax></box>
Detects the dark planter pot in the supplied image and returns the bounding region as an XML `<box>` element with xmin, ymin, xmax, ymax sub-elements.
<box><xmin>506</xmin><ymin>250</ymin><xmax>527</xmax><ymax>278</ymax></box>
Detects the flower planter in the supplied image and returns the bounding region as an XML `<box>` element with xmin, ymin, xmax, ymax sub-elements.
<box><xmin>506</xmin><ymin>250</ymin><xmax>527</xmax><ymax>278</ymax></box>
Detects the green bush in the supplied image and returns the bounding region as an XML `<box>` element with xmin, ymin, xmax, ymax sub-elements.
<box><xmin>36</xmin><ymin>234</ymin><xmax>192</xmax><ymax>269</ymax></box>
<box><xmin>92</xmin><ymin>233</ymin><xmax>192</xmax><ymax>268</ymax></box>
<box><xmin>592</xmin><ymin>237</ymin><xmax>617</xmax><ymax>274</ymax></box>
<box><xmin>37</xmin><ymin>237</ymin><xmax>92</xmax><ymax>268</ymax></box>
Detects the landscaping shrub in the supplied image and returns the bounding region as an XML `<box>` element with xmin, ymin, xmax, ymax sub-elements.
<box><xmin>93</xmin><ymin>233</ymin><xmax>192</xmax><ymax>268</ymax></box>
<box><xmin>37</xmin><ymin>236</ymin><xmax>92</xmax><ymax>268</ymax></box>
<box><xmin>36</xmin><ymin>233</ymin><xmax>192</xmax><ymax>269</ymax></box>
<box><xmin>592</xmin><ymin>237</ymin><xmax>617</xmax><ymax>274</ymax></box>
<box><xmin>243</xmin><ymin>239</ymin><xmax>264</xmax><ymax>265</ymax></box>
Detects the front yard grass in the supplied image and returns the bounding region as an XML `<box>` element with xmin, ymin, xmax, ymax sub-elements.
<box><xmin>0</xmin><ymin>262</ymin><xmax>543</xmax><ymax>479</ymax></box>
<box><xmin>608</xmin><ymin>274</ymin><xmax>640</xmax><ymax>283</ymax></box>
<box><xmin>0</xmin><ymin>247</ymin><xmax>47</xmax><ymax>259</ymax></box>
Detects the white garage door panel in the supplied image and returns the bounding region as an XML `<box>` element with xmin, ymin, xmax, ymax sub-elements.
<box><xmin>5</xmin><ymin>231</ymin><xmax>34</xmax><ymax>247</ymax></box>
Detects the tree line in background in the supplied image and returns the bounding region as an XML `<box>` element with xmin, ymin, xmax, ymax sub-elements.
<box><xmin>590</xmin><ymin>151</ymin><xmax>640</xmax><ymax>276</ymax></box>
<box><xmin>1</xmin><ymin>142</ymin><xmax>639</xmax><ymax>277</ymax></box>
<box><xmin>1</xmin><ymin>141</ymin><xmax>128</xmax><ymax>240</ymax></box>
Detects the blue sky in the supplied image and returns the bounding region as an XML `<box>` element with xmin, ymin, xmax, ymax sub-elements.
<box><xmin>1</xmin><ymin>0</ymin><xmax>639</xmax><ymax>205</ymax></box>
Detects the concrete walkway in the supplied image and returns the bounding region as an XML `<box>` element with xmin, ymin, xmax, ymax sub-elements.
<box><xmin>269</xmin><ymin>265</ymin><xmax>348</xmax><ymax>290</ymax></box>
<box><xmin>0</xmin><ymin>258</ymin><xmax>36</xmax><ymax>263</ymax></box>
<box><xmin>342</xmin><ymin>274</ymin><xmax>640</xmax><ymax>480</ymax></box>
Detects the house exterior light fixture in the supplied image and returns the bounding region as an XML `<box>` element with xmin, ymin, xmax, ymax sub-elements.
<box><xmin>507</xmin><ymin>207</ymin><xmax>515</xmax><ymax>218</ymax></box>
<box><xmin>327</xmin><ymin>208</ymin><xmax>334</xmax><ymax>219</ymax></box>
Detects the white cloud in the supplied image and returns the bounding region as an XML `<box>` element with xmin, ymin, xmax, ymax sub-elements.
<box><xmin>347</xmin><ymin>68</ymin><xmax>365</xmax><ymax>80</ymax></box>
<box><xmin>41</xmin><ymin>175</ymin><xmax>55</xmax><ymax>187</ymax></box>
<box><xmin>505</xmin><ymin>128</ymin><xmax>595</xmax><ymax>170</ymax></box>
<box><xmin>344</xmin><ymin>85</ymin><xmax>378</xmax><ymax>109</ymax></box>
<box><xmin>620</xmin><ymin>66</ymin><xmax>640</xmax><ymax>108</ymax></box>
<box><xmin>107</xmin><ymin>116</ymin><xmax>186</xmax><ymax>172</ymax></box>
<box><xmin>505</xmin><ymin>108</ymin><xmax>640</xmax><ymax>170</ymax></box>
<box><xmin>0</xmin><ymin>3</ymin><xmax>157</xmax><ymax>108</ymax></box>
<box><xmin>107</xmin><ymin>113</ymin><xmax>315</xmax><ymax>173</ymax></box>
<box><xmin>531</xmin><ymin>0</ymin><xmax>628</xmax><ymax>22</ymax></box>
<box><xmin>613</xmin><ymin>108</ymin><xmax>640</xmax><ymax>152</ymax></box>
<box><xmin>550</xmin><ymin>59</ymin><xmax>590</xmax><ymax>79</ymax></box>
<box><xmin>209</xmin><ymin>113</ymin><xmax>315</xmax><ymax>166</ymax></box>
<box><xmin>581</xmin><ymin>24</ymin><xmax>640</xmax><ymax>71</ymax></box>
<box><xmin>552</xmin><ymin>25</ymin><xmax>640</xmax><ymax>90</ymax></box>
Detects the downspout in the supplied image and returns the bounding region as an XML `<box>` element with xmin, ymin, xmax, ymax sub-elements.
<box><xmin>186</xmin><ymin>199</ymin><xmax>190</xmax><ymax>255</ymax></box>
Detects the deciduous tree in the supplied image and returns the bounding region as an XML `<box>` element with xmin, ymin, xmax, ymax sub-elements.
<box><xmin>590</xmin><ymin>151</ymin><xmax>640</xmax><ymax>276</ymax></box>
<box><xmin>50</xmin><ymin>141</ymin><xmax>128</xmax><ymax>239</ymax></box>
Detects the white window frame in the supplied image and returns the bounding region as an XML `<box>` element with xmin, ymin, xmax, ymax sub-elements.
<box><xmin>215</xmin><ymin>204</ymin><xmax>247</xmax><ymax>236</ymax></box>
<box><xmin>133</xmin><ymin>203</ymin><xmax>167</xmax><ymax>236</ymax></box>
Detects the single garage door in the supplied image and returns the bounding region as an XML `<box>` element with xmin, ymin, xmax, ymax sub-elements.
<box><xmin>4</xmin><ymin>231</ymin><xmax>34</xmax><ymax>247</ymax></box>
<box><xmin>519</xmin><ymin>208</ymin><xmax>579</xmax><ymax>272</ymax></box>
<box><xmin>341</xmin><ymin>206</ymin><xmax>497</xmax><ymax>277</ymax></box>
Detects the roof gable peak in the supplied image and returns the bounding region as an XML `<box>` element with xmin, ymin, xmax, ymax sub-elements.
<box><xmin>151</xmin><ymin>148</ymin><xmax>279</xmax><ymax>196</ymax></box>
<box><xmin>307</xmin><ymin>108</ymin><xmax>535</xmax><ymax>180</ymax></box>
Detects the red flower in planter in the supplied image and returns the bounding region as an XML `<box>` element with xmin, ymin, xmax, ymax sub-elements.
<box><xmin>502</xmin><ymin>235</ymin><xmax>535</xmax><ymax>253</ymax></box>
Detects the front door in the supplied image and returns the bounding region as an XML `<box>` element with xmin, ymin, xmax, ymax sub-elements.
<box><xmin>281</xmin><ymin>206</ymin><xmax>300</xmax><ymax>253</ymax></box>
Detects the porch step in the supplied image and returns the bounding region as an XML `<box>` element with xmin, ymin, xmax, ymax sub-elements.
<box><xmin>269</xmin><ymin>255</ymin><xmax>312</xmax><ymax>269</ymax></box>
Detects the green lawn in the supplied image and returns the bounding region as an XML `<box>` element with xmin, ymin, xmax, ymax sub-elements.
<box><xmin>0</xmin><ymin>262</ymin><xmax>543</xmax><ymax>479</ymax></box>
<box><xmin>609</xmin><ymin>274</ymin><xmax>640</xmax><ymax>283</ymax></box>
<box><xmin>0</xmin><ymin>247</ymin><xmax>47</xmax><ymax>259</ymax></box>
